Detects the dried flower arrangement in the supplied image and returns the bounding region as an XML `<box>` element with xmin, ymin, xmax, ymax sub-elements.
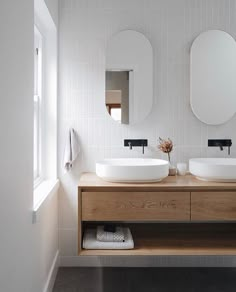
<box><xmin>158</xmin><ymin>137</ymin><xmax>173</xmax><ymax>163</ymax></box>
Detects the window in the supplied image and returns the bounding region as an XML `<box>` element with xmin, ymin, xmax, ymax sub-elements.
<box><xmin>107</xmin><ymin>105</ymin><xmax>122</xmax><ymax>122</ymax></box>
<box><xmin>34</xmin><ymin>26</ymin><xmax>42</xmax><ymax>186</ymax></box>
<box><xmin>33</xmin><ymin>0</ymin><xmax>58</xmax><ymax>211</ymax></box>
<box><xmin>105</xmin><ymin>71</ymin><xmax>130</xmax><ymax>124</ymax></box>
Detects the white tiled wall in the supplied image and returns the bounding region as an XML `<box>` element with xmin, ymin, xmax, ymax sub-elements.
<box><xmin>58</xmin><ymin>0</ymin><xmax>236</xmax><ymax>265</ymax></box>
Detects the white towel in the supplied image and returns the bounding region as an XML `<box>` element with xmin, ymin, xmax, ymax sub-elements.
<box><xmin>83</xmin><ymin>227</ymin><xmax>134</xmax><ymax>250</ymax></box>
<box><xmin>63</xmin><ymin>128</ymin><xmax>80</xmax><ymax>171</ymax></box>
<box><xmin>96</xmin><ymin>226</ymin><xmax>125</xmax><ymax>242</ymax></box>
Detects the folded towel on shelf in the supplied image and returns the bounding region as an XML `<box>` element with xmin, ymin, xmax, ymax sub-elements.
<box><xmin>83</xmin><ymin>227</ymin><xmax>134</xmax><ymax>250</ymax></box>
<box><xmin>63</xmin><ymin>128</ymin><xmax>80</xmax><ymax>171</ymax></box>
<box><xmin>96</xmin><ymin>226</ymin><xmax>125</xmax><ymax>242</ymax></box>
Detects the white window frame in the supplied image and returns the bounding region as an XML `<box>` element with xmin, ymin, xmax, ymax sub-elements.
<box><xmin>34</xmin><ymin>26</ymin><xmax>43</xmax><ymax>187</ymax></box>
<box><xmin>33</xmin><ymin>0</ymin><xmax>58</xmax><ymax>216</ymax></box>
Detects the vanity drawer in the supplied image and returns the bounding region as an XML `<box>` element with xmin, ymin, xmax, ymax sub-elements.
<box><xmin>82</xmin><ymin>191</ymin><xmax>190</xmax><ymax>221</ymax></box>
<box><xmin>191</xmin><ymin>192</ymin><xmax>236</xmax><ymax>221</ymax></box>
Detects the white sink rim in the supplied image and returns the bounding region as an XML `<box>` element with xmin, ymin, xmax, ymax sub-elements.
<box><xmin>96</xmin><ymin>158</ymin><xmax>169</xmax><ymax>183</ymax></box>
<box><xmin>189</xmin><ymin>158</ymin><xmax>236</xmax><ymax>182</ymax></box>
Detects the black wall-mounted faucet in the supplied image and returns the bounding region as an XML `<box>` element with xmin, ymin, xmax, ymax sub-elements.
<box><xmin>124</xmin><ymin>139</ymin><xmax>148</xmax><ymax>154</ymax></box>
<box><xmin>208</xmin><ymin>139</ymin><xmax>232</xmax><ymax>155</ymax></box>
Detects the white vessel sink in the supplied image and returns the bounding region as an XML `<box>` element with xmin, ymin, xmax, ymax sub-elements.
<box><xmin>96</xmin><ymin>158</ymin><xmax>169</xmax><ymax>183</ymax></box>
<box><xmin>189</xmin><ymin>158</ymin><xmax>236</xmax><ymax>182</ymax></box>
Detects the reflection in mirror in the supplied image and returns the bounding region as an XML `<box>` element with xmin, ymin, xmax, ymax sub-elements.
<box><xmin>105</xmin><ymin>71</ymin><xmax>131</xmax><ymax>124</ymax></box>
<box><xmin>105</xmin><ymin>30</ymin><xmax>153</xmax><ymax>125</ymax></box>
<box><xmin>190</xmin><ymin>30</ymin><xmax>236</xmax><ymax>125</ymax></box>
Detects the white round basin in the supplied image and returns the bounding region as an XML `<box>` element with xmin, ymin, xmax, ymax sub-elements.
<box><xmin>96</xmin><ymin>158</ymin><xmax>169</xmax><ymax>183</ymax></box>
<box><xmin>189</xmin><ymin>158</ymin><xmax>236</xmax><ymax>182</ymax></box>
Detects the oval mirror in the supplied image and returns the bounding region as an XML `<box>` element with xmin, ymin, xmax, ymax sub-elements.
<box><xmin>190</xmin><ymin>30</ymin><xmax>236</xmax><ymax>125</ymax></box>
<box><xmin>105</xmin><ymin>30</ymin><xmax>153</xmax><ymax>124</ymax></box>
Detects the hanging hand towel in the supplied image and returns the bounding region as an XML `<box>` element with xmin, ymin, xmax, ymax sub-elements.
<box><xmin>63</xmin><ymin>128</ymin><xmax>80</xmax><ymax>171</ymax></box>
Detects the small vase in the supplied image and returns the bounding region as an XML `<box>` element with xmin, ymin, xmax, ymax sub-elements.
<box><xmin>168</xmin><ymin>162</ymin><xmax>176</xmax><ymax>176</ymax></box>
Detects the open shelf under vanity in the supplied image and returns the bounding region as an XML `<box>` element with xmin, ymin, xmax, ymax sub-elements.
<box><xmin>79</xmin><ymin>222</ymin><xmax>236</xmax><ymax>256</ymax></box>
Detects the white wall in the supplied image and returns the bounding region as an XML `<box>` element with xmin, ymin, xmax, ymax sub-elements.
<box><xmin>45</xmin><ymin>0</ymin><xmax>58</xmax><ymax>27</ymax></box>
<box><xmin>0</xmin><ymin>1</ymin><xmax>36</xmax><ymax>290</ymax></box>
<box><xmin>0</xmin><ymin>0</ymin><xmax>59</xmax><ymax>291</ymax></box>
<box><xmin>34</xmin><ymin>189</ymin><xmax>59</xmax><ymax>292</ymax></box>
<box><xmin>58</xmin><ymin>0</ymin><xmax>236</xmax><ymax>266</ymax></box>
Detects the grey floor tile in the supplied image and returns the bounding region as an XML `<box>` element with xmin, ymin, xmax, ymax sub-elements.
<box><xmin>53</xmin><ymin>268</ymin><xmax>236</xmax><ymax>292</ymax></box>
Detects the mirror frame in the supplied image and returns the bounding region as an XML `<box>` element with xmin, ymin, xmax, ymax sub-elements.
<box><xmin>105</xmin><ymin>30</ymin><xmax>153</xmax><ymax>125</ymax></box>
<box><xmin>190</xmin><ymin>30</ymin><xmax>236</xmax><ymax>125</ymax></box>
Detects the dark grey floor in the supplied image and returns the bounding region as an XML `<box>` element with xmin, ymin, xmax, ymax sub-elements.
<box><xmin>53</xmin><ymin>267</ymin><xmax>236</xmax><ymax>292</ymax></box>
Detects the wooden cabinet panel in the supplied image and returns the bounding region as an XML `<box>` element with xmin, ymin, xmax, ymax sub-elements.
<box><xmin>191</xmin><ymin>192</ymin><xmax>236</xmax><ymax>221</ymax></box>
<box><xmin>82</xmin><ymin>192</ymin><xmax>190</xmax><ymax>221</ymax></box>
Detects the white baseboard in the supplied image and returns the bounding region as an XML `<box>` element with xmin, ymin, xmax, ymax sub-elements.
<box><xmin>60</xmin><ymin>255</ymin><xmax>236</xmax><ymax>267</ymax></box>
<box><xmin>43</xmin><ymin>250</ymin><xmax>60</xmax><ymax>292</ymax></box>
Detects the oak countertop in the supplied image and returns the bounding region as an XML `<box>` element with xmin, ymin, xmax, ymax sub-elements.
<box><xmin>78</xmin><ymin>173</ymin><xmax>236</xmax><ymax>191</ymax></box>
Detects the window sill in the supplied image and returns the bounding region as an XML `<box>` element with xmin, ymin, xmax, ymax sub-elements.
<box><xmin>33</xmin><ymin>179</ymin><xmax>59</xmax><ymax>223</ymax></box>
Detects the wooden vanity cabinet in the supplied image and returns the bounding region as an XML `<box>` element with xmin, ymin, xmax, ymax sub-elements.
<box><xmin>82</xmin><ymin>191</ymin><xmax>190</xmax><ymax>221</ymax></box>
<box><xmin>78</xmin><ymin>173</ymin><xmax>236</xmax><ymax>256</ymax></box>
<box><xmin>191</xmin><ymin>192</ymin><xmax>236</xmax><ymax>221</ymax></box>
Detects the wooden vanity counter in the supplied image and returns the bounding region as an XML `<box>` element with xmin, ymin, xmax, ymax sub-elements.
<box><xmin>78</xmin><ymin>173</ymin><xmax>236</xmax><ymax>256</ymax></box>
<box><xmin>78</xmin><ymin>172</ymin><xmax>236</xmax><ymax>191</ymax></box>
